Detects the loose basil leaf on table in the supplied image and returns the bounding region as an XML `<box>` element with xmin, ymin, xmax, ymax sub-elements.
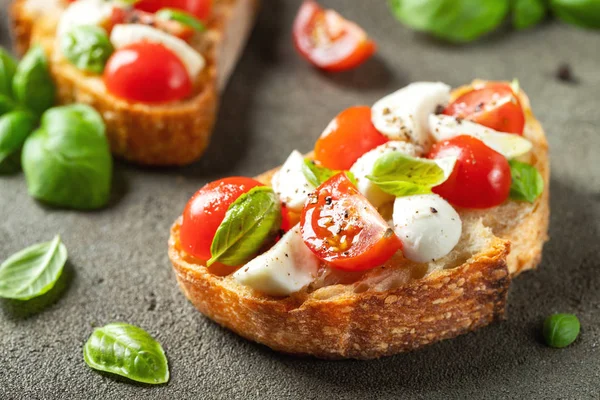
<box><xmin>22</xmin><ymin>104</ymin><xmax>113</xmax><ymax>210</ymax></box>
<box><xmin>0</xmin><ymin>236</ymin><xmax>67</xmax><ymax>300</ymax></box>
<box><xmin>0</xmin><ymin>48</ymin><xmax>18</xmax><ymax>98</ymax></box>
<box><xmin>12</xmin><ymin>45</ymin><xmax>55</xmax><ymax>116</ymax></box>
<box><xmin>156</xmin><ymin>8</ymin><xmax>206</xmax><ymax>31</ymax></box>
<box><xmin>302</xmin><ymin>159</ymin><xmax>357</xmax><ymax>187</ymax></box>
<box><xmin>388</xmin><ymin>0</ymin><xmax>510</xmax><ymax>42</ymax></box>
<box><xmin>543</xmin><ymin>313</ymin><xmax>580</xmax><ymax>348</ymax></box>
<box><xmin>512</xmin><ymin>0</ymin><xmax>547</xmax><ymax>29</ymax></box>
<box><xmin>208</xmin><ymin>186</ymin><xmax>282</xmax><ymax>267</ymax></box>
<box><xmin>508</xmin><ymin>160</ymin><xmax>544</xmax><ymax>203</ymax></box>
<box><xmin>550</xmin><ymin>0</ymin><xmax>600</xmax><ymax>29</ymax></box>
<box><xmin>61</xmin><ymin>25</ymin><xmax>114</xmax><ymax>74</ymax></box>
<box><xmin>0</xmin><ymin>110</ymin><xmax>37</xmax><ymax>173</ymax></box>
<box><xmin>84</xmin><ymin>323</ymin><xmax>170</xmax><ymax>385</ymax></box>
<box><xmin>367</xmin><ymin>152</ymin><xmax>456</xmax><ymax>197</ymax></box>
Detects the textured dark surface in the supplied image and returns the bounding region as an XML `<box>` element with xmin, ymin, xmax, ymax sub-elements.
<box><xmin>1</xmin><ymin>1</ymin><xmax>600</xmax><ymax>399</ymax></box>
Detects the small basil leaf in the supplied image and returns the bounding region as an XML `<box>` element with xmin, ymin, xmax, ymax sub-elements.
<box><xmin>208</xmin><ymin>186</ymin><xmax>282</xmax><ymax>267</ymax></box>
<box><xmin>156</xmin><ymin>8</ymin><xmax>206</xmax><ymax>31</ymax></box>
<box><xmin>366</xmin><ymin>152</ymin><xmax>453</xmax><ymax>197</ymax></box>
<box><xmin>512</xmin><ymin>0</ymin><xmax>547</xmax><ymax>29</ymax></box>
<box><xmin>0</xmin><ymin>48</ymin><xmax>18</xmax><ymax>98</ymax></box>
<box><xmin>550</xmin><ymin>0</ymin><xmax>600</xmax><ymax>29</ymax></box>
<box><xmin>83</xmin><ymin>323</ymin><xmax>169</xmax><ymax>385</ymax></box>
<box><xmin>61</xmin><ymin>25</ymin><xmax>114</xmax><ymax>74</ymax></box>
<box><xmin>12</xmin><ymin>45</ymin><xmax>55</xmax><ymax>116</ymax></box>
<box><xmin>543</xmin><ymin>313</ymin><xmax>580</xmax><ymax>348</ymax></box>
<box><xmin>22</xmin><ymin>105</ymin><xmax>112</xmax><ymax>210</ymax></box>
<box><xmin>0</xmin><ymin>94</ymin><xmax>18</xmax><ymax>116</ymax></box>
<box><xmin>389</xmin><ymin>0</ymin><xmax>510</xmax><ymax>42</ymax></box>
<box><xmin>0</xmin><ymin>110</ymin><xmax>37</xmax><ymax>173</ymax></box>
<box><xmin>509</xmin><ymin>160</ymin><xmax>543</xmax><ymax>203</ymax></box>
<box><xmin>0</xmin><ymin>236</ymin><xmax>67</xmax><ymax>300</ymax></box>
<box><xmin>302</xmin><ymin>159</ymin><xmax>356</xmax><ymax>187</ymax></box>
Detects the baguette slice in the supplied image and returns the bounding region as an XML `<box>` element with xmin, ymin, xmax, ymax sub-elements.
<box><xmin>168</xmin><ymin>83</ymin><xmax>549</xmax><ymax>359</ymax></box>
<box><xmin>10</xmin><ymin>0</ymin><xmax>259</xmax><ymax>166</ymax></box>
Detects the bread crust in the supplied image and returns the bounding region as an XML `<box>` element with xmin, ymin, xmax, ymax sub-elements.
<box><xmin>10</xmin><ymin>0</ymin><xmax>259</xmax><ymax>166</ymax></box>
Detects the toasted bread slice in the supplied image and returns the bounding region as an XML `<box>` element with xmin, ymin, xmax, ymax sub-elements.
<box><xmin>167</xmin><ymin>83</ymin><xmax>549</xmax><ymax>359</ymax></box>
<box><xmin>11</xmin><ymin>0</ymin><xmax>259</xmax><ymax>166</ymax></box>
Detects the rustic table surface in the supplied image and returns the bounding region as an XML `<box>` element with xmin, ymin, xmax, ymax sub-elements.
<box><xmin>1</xmin><ymin>1</ymin><xmax>599</xmax><ymax>399</ymax></box>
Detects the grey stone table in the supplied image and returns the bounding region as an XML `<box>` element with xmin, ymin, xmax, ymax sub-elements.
<box><xmin>1</xmin><ymin>1</ymin><xmax>599</xmax><ymax>399</ymax></box>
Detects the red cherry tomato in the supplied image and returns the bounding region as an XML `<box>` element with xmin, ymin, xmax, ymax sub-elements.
<box><xmin>428</xmin><ymin>135</ymin><xmax>511</xmax><ymax>209</ymax></box>
<box><xmin>314</xmin><ymin>106</ymin><xmax>388</xmax><ymax>170</ymax></box>
<box><xmin>293</xmin><ymin>1</ymin><xmax>376</xmax><ymax>72</ymax></box>
<box><xmin>104</xmin><ymin>42</ymin><xmax>192</xmax><ymax>103</ymax></box>
<box><xmin>443</xmin><ymin>83</ymin><xmax>525</xmax><ymax>135</ymax></box>
<box><xmin>301</xmin><ymin>173</ymin><xmax>402</xmax><ymax>271</ymax></box>
<box><xmin>134</xmin><ymin>0</ymin><xmax>212</xmax><ymax>20</ymax></box>
<box><xmin>180</xmin><ymin>177</ymin><xmax>263</xmax><ymax>260</ymax></box>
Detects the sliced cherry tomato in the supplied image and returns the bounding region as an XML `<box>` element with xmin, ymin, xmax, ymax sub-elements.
<box><xmin>134</xmin><ymin>0</ymin><xmax>212</xmax><ymax>21</ymax></box>
<box><xmin>428</xmin><ymin>135</ymin><xmax>511</xmax><ymax>209</ymax></box>
<box><xmin>314</xmin><ymin>106</ymin><xmax>388</xmax><ymax>170</ymax></box>
<box><xmin>293</xmin><ymin>1</ymin><xmax>376</xmax><ymax>72</ymax></box>
<box><xmin>443</xmin><ymin>82</ymin><xmax>525</xmax><ymax>135</ymax></box>
<box><xmin>301</xmin><ymin>173</ymin><xmax>402</xmax><ymax>271</ymax></box>
<box><xmin>180</xmin><ymin>177</ymin><xmax>263</xmax><ymax>260</ymax></box>
<box><xmin>104</xmin><ymin>42</ymin><xmax>192</xmax><ymax>103</ymax></box>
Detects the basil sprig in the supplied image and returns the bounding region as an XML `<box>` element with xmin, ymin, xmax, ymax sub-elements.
<box><xmin>508</xmin><ymin>160</ymin><xmax>543</xmax><ymax>203</ymax></box>
<box><xmin>513</xmin><ymin>0</ymin><xmax>547</xmax><ymax>30</ymax></box>
<box><xmin>543</xmin><ymin>313</ymin><xmax>580</xmax><ymax>348</ymax></box>
<box><xmin>156</xmin><ymin>8</ymin><xmax>206</xmax><ymax>31</ymax></box>
<box><xmin>208</xmin><ymin>186</ymin><xmax>282</xmax><ymax>267</ymax></box>
<box><xmin>0</xmin><ymin>236</ymin><xmax>67</xmax><ymax>300</ymax></box>
<box><xmin>12</xmin><ymin>45</ymin><xmax>55</xmax><ymax>117</ymax></box>
<box><xmin>61</xmin><ymin>25</ymin><xmax>114</xmax><ymax>74</ymax></box>
<box><xmin>0</xmin><ymin>110</ymin><xmax>37</xmax><ymax>174</ymax></box>
<box><xmin>84</xmin><ymin>323</ymin><xmax>170</xmax><ymax>385</ymax></box>
<box><xmin>367</xmin><ymin>152</ymin><xmax>456</xmax><ymax>197</ymax></box>
<box><xmin>302</xmin><ymin>159</ymin><xmax>357</xmax><ymax>187</ymax></box>
<box><xmin>0</xmin><ymin>48</ymin><xmax>17</xmax><ymax>98</ymax></box>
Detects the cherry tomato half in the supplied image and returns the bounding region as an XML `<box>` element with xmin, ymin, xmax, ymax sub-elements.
<box><xmin>104</xmin><ymin>42</ymin><xmax>192</xmax><ymax>103</ymax></box>
<box><xmin>314</xmin><ymin>106</ymin><xmax>388</xmax><ymax>170</ymax></box>
<box><xmin>428</xmin><ymin>135</ymin><xmax>511</xmax><ymax>209</ymax></box>
<box><xmin>301</xmin><ymin>173</ymin><xmax>402</xmax><ymax>271</ymax></box>
<box><xmin>293</xmin><ymin>0</ymin><xmax>376</xmax><ymax>72</ymax></box>
<box><xmin>134</xmin><ymin>0</ymin><xmax>212</xmax><ymax>20</ymax></box>
<box><xmin>443</xmin><ymin>83</ymin><xmax>525</xmax><ymax>135</ymax></box>
<box><xmin>180</xmin><ymin>177</ymin><xmax>263</xmax><ymax>260</ymax></box>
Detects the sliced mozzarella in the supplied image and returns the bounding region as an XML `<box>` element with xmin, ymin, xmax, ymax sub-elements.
<box><xmin>392</xmin><ymin>193</ymin><xmax>461</xmax><ymax>263</ymax></box>
<box><xmin>110</xmin><ymin>24</ymin><xmax>205</xmax><ymax>79</ymax></box>
<box><xmin>429</xmin><ymin>114</ymin><xmax>532</xmax><ymax>159</ymax></box>
<box><xmin>57</xmin><ymin>0</ymin><xmax>114</xmax><ymax>38</ymax></box>
<box><xmin>371</xmin><ymin>82</ymin><xmax>451</xmax><ymax>147</ymax></box>
<box><xmin>350</xmin><ymin>141</ymin><xmax>421</xmax><ymax>208</ymax></box>
<box><xmin>233</xmin><ymin>225</ymin><xmax>319</xmax><ymax>297</ymax></box>
<box><xmin>271</xmin><ymin>150</ymin><xmax>315</xmax><ymax>213</ymax></box>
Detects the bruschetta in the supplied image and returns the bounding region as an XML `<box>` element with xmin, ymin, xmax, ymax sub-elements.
<box><xmin>169</xmin><ymin>79</ymin><xmax>549</xmax><ymax>359</ymax></box>
<box><xmin>11</xmin><ymin>0</ymin><xmax>259</xmax><ymax>165</ymax></box>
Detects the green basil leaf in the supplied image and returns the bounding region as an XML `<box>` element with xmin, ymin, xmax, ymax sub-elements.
<box><xmin>509</xmin><ymin>160</ymin><xmax>543</xmax><ymax>203</ymax></box>
<box><xmin>389</xmin><ymin>0</ymin><xmax>510</xmax><ymax>42</ymax></box>
<box><xmin>22</xmin><ymin>105</ymin><xmax>112</xmax><ymax>210</ymax></box>
<box><xmin>156</xmin><ymin>8</ymin><xmax>206</xmax><ymax>31</ymax></box>
<box><xmin>0</xmin><ymin>48</ymin><xmax>18</xmax><ymax>98</ymax></box>
<box><xmin>512</xmin><ymin>0</ymin><xmax>547</xmax><ymax>29</ymax></box>
<box><xmin>302</xmin><ymin>159</ymin><xmax>357</xmax><ymax>187</ymax></box>
<box><xmin>367</xmin><ymin>152</ymin><xmax>455</xmax><ymax>197</ymax></box>
<box><xmin>83</xmin><ymin>323</ymin><xmax>169</xmax><ymax>385</ymax></box>
<box><xmin>61</xmin><ymin>25</ymin><xmax>114</xmax><ymax>74</ymax></box>
<box><xmin>12</xmin><ymin>45</ymin><xmax>55</xmax><ymax>116</ymax></box>
<box><xmin>543</xmin><ymin>313</ymin><xmax>580</xmax><ymax>348</ymax></box>
<box><xmin>550</xmin><ymin>0</ymin><xmax>600</xmax><ymax>29</ymax></box>
<box><xmin>0</xmin><ymin>236</ymin><xmax>67</xmax><ymax>300</ymax></box>
<box><xmin>208</xmin><ymin>186</ymin><xmax>282</xmax><ymax>267</ymax></box>
<box><xmin>0</xmin><ymin>110</ymin><xmax>37</xmax><ymax>173</ymax></box>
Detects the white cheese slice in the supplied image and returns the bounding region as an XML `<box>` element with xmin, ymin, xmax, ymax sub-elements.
<box><xmin>57</xmin><ymin>0</ymin><xmax>114</xmax><ymax>38</ymax></box>
<box><xmin>392</xmin><ymin>193</ymin><xmax>462</xmax><ymax>263</ymax></box>
<box><xmin>371</xmin><ymin>82</ymin><xmax>451</xmax><ymax>147</ymax></box>
<box><xmin>233</xmin><ymin>225</ymin><xmax>319</xmax><ymax>297</ymax></box>
<box><xmin>429</xmin><ymin>114</ymin><xmax>532</xmax><ymax>159</ymax></box>
<box><xmin>110</xmin><ymin>24</ymin><xmax>206</xmax><ymax>79</ymax></box>
<box><xmin>271</xmin><ymin>150</ymin><xmax>315</xmax><ymax>213</ymax></box>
